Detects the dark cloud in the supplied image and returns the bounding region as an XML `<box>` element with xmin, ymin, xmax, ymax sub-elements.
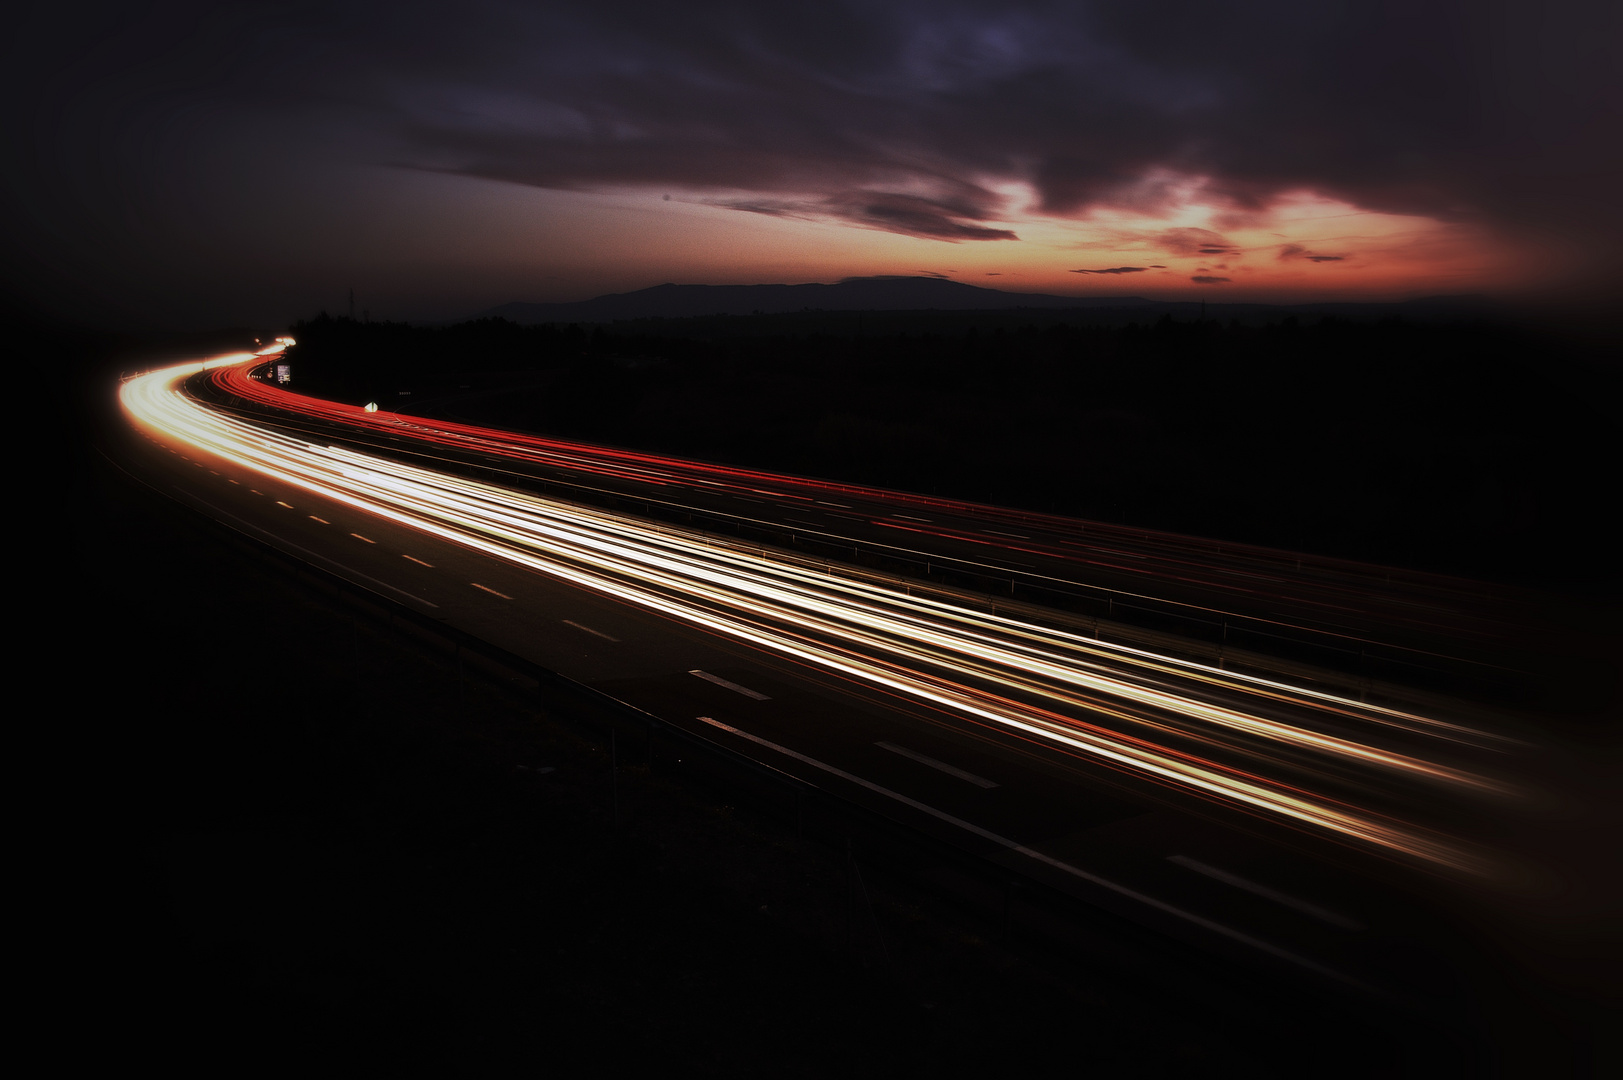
<box><xmin>1072</xmin><ymin>266</ymin><xmax>1147</xmax><ymax>274</ymax></box>
<box><xmin>1157</xmin><ymin>228</ymin><xmax>1238</xmax><ymax>257</ymax></box>
<box><xmin>1085</xmin><ymin>0</ymin><xmax>1622</xmax><ymax>294</ymax></box>
<box><xmin>107</xmin><ymin>6</ymin><xmax>1623</xmax><ymax>233</ymax></box>
<box><xmin>716</xmin><ymin>189</ymin><xmax>1016</xmax><ymax>239</ymax></box>
<box><xmin>824</xmin><ymin>190</ymin><xmax>1018</xmax><ymax>241</ymax></box>
<box><xmin>7</xmin><ymin>0</ymin><xmax>1619</xmax><ymax>324</ymax></box>
<box><xmin>1191</xmin><ymin>275</ymin><xmax>1230</xmax><ymax>284</ymax></box>
<box><xmin>1279</xmin><ymin>244</ymin><xmax>1346</xmax><ymax>263</ymax></box>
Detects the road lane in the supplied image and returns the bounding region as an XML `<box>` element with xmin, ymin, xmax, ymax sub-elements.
<box><xmin>113</xmin><ymin>349</ymin><xmax>1565</xmax><ymax>1006</ymax></box>
<box><xmin>203</xmin><ymin>355</ymin><xmax>1568</xmax><ymax>679</ymax></box>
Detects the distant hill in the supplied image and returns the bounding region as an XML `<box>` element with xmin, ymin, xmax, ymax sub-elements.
<box><xmin>471</xmin><ymin>276</ymin><xmax>1495</xmax><ymax>326</ymax></box>
<box><xmin>476</xmin><ymin>277</ymin><xmax>1153</xmax><ymax>324</ymax></box>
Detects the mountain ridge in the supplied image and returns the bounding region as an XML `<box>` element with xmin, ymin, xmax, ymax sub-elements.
<box><xmin>470</xmin><ymin>276</ymin><xmax>1494</xmax><ymax>325</ymax></box>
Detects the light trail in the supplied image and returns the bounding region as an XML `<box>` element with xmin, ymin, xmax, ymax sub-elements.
<box><xmin>205</xmin><ymin>357</ymin><xmax>1538</xmax><ymax>650</ymax></box>
<box><xmin>123</xmin><ymin>352</ymin><xmax>1523</xmax><ymax>876</ymax></box>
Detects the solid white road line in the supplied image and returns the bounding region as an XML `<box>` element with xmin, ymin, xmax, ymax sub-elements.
<box><xmin>876</xmin><ymin>741</ymin><xmax>999</xmax><ymax>788</ymax></box>
<box><xmin>563</xmin><ymin>619</ymin><xmax>620</xmax><ymax>642</ymax></box>
<box><xmin>689</xmin><ymin>670</ymin><xmax>772</xmax><ymax>700</ymax></box>
<box><xmin>695</xmin><ymin>715</ymin><xmax>1369</xmax><ymax>990</ymax></box>
<box><xmin>1166</xmin><ymin>855</ymin><xmax>1365</xmax><ymax>931</ymax></box>
<box><xmin>172</xmin><ymin>490</ymin><xmax>438</xmax><ymax>609</ymax></box>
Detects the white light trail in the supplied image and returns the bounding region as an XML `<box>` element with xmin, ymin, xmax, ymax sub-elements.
<box><xmin>122</xmin><ymin>355</ymin><xmax>1521</xmax><ymax>875</ymax></box>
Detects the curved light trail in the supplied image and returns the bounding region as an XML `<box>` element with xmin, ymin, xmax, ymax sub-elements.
<box><xmin>122</xmin><ymin>350</ymin><xmax>1523</xmax><ymax>876</ymax></box>
<box><xmin>206</xmin><ymin>356</ymin><xmax>1538</xmax><ymax>652</ymax></box>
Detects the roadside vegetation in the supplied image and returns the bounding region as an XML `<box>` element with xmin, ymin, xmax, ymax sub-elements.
<box><xmin>285</xmin><ymin>309</ymin><xmax>1617</xmax><ymax>593</ymax></box>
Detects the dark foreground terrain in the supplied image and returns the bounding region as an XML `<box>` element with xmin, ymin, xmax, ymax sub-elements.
<box><xmin>35</xmin><ymin>319</ymin><xmax>1612</xmax><ymax>1076</ymax></box>
<box><xmin>285</xmin><ymin>306</ymin><xmax>1621</xmax><ymax>596</ymax></box>
<box><xmin>77</xmin><ymin>403</ymin><xmax>1509</xmax><ymax>1079</ymax></box>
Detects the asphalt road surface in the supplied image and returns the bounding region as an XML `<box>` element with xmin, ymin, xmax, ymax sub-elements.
<box><xmin>107</xmin><ymin>346</ymin><xmax>1619</xmax><ymax>1067</ymax></box>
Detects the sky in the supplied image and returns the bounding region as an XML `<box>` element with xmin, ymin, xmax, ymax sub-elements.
<box><xmin>6</xmin><ymin>1</ymin><xmax>1619</xmax><ymax>329</ymax></box>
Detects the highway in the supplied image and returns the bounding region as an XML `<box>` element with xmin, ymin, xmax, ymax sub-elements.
<box><xmin>202</xmin><ymin>352</ymin><xmax>1560</xmax><ymax>691</ymax></box>
<box><xmin>113</xmin><ymin>346</ymin><xmax>1586</xmax><ymax>1019</ymax></box>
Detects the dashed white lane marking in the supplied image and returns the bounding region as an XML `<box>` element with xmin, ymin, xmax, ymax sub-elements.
<box><xmin>983</xmin><ymin>528</ymin><xmax>1029</xmax><ymax>539</ymax></box>
<box><xmin>402</xmin><ymin>554</ymin><xmax>434</xmax><ymax>568</ymax></box>
<box><xmin>893</xmin><ymin>514</ymin><xmax>932</xmax><ymax>522</ymax></box>
<box><xmin>695</xmin><ymin>715</ymin><xmax>1367</xmax><ymax>990</ymax></box>
<box><xmin>875</xmin><ymin>742</ymin><xmax>999</xmax><ymax>788</ymax></box>
<box><xmin>171</xmin><ymin>490</ymin><xmax>436</xmax><ymax>609</ymax></box>
<box><xmin>816</xmin><ymin>501</ymin><xmax>852</xmax><ymax>508</ymax></box>
<box><xmin>689</xmin><ymin>670</ymin><xmax>771</xmax><ymax>700</ymax></box>
<box><xmin>275</xmin><ymin>501</ymin><xmax>294</xmax><ymax>509</ymax></box>
<box><xmin>350</xmin><ymin>533</ymin><xmax>376</xmax><ymax>544</ymax></box>
<box><xmin>1167</xmin><ymin>856</ymin><xmax>1365</xmax><ymax>931</ymax></box>
<box><xmin>309</xmin><ymin>515</ymin><xmax>329</xmax><ymax>524</ymax></box>
<box><xmin>563</xmin><ymin>619</ymin><xmax>619</xmax><ymax>642</ymax></box>
<box><xmin>472</xmin><ymin>583</ymin><xmax>513</xmax><ymax>599</ymax></box>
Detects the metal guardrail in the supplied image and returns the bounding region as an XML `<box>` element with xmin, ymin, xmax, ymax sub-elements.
<box><xmin>197</xmin><ymin>373</ymin><xmax>1535</xmax><ymax>703</ymax></box>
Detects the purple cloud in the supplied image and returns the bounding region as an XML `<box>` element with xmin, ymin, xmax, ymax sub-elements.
<box><xmin>1279</xmin><ymin>244</ymin><xmax>1346</xmax><ymax>262</ymax></box>
<box><xmin>1157</xmin><ymin>228</ymin><xmax>1238</xmax><ymax>257</ymax></box>
<box><xmin>7</xmin><ymin>0</ymin><xmax>1620</xmax><ymax>327</ymax></box>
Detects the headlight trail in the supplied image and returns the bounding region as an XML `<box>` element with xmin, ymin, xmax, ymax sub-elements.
<box><xmin>206</xmin><ymin>357</ymin><xmax>1541</xmax><ymax>650</ymax></box>
<box><xmin>124</xmin><ymin>353</ymin><xmax>1523</xmax><ymax>877</ymax></box>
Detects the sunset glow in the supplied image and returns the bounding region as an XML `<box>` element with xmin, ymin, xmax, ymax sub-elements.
<box><xmin>9</xmin><ymin>2</ymin><xmax>1614</xmax><ymax>327</ymax></box>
